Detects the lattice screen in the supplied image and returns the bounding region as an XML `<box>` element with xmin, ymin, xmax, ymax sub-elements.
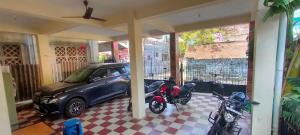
<box><xmin>0</xmin><ymin>44</ymin><xmax>22</xmax><ymax>65</ymax></box>
<box><xmin>54</xmin><ymin>46</ymin><xmax>87</xmax><ymax>63</ymax></box>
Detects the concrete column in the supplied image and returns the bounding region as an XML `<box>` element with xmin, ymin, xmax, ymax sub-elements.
<box><xmin>128</xmin><ymin>11</ymin><xmax>145</xmax><ymax>119</ymax></box>
<box><xmin>88</xmin><ymin>40</ymin><xmax>99</xmax><ymax>63</ymax></box>
<box><xmin>0</xmin><ymin>67</ymin><xmax>12</xmax><ymax>135</ymax></box>
<box><xmin>24</xmin><ymin>34</ymin><xmax>38</xmax><ymax>64</ymax></box>
<box><xmin>169</xmin><ymin>33</ymin><xmax>180</xmax><ymax>82</ymax></box>
<box><xmin>36</xmin><ymin>35</ymin><xmax>55</xmax><ymax>85</ymax></box>
<box><xmin>251</xmin><ymin>0</ymin><xmax>280</xmax><ymax>134</ymax></box>
<box><xmin>111</xmin><ymin>41</ymin><xmax>120</xmax><ymax>63</ymax></box>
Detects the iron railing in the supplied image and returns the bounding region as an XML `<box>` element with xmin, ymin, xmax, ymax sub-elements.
<box><xmin>144</xmin><ymin>60</ymin><xmax>170</xmax><ymax>80</ymax></box>
<box><xmin>183</xmin><ymin>58</ymin><xmax>248</xmax><ymax>85</ymax></box>
<box><xmin>1</xmin><ymin>64</ymin><xmax>41</xmax><ymax>102</ymax></box>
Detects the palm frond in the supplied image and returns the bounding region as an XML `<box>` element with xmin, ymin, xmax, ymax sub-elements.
<box><xmin>287</xmin><ymin>77</ymin><xmax>300</xmax><ymax>87</ymax></box>
<box><xmin>263</xmin><ymin>6</ymin><xmax>285</xmax><ymax>22</ymax></box>
<box><xmin>281</xmin><ymin>89</ymin><xmax>300</xmax><ymax>128</ymax></box>
<box><xmin>291</xmin><ymin>87</ymin><xmax>300</xmax><ymax>94</ymax></box>
<box><xmin>263</xmin><ymin>0</ymin><xmax>298</xmax><ymax>22</ymax></box>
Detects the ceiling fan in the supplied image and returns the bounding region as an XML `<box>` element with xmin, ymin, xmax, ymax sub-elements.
<box><xmin>62</xmin><ymin>0</ymin><xmax>106</xmax><ymax>22</ymax></box>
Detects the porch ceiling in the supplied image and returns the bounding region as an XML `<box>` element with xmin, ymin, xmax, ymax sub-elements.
<box><xmin>0</xmin><ymin>0</ymin><xmax>256</xmax><ymax>41</ymax></box>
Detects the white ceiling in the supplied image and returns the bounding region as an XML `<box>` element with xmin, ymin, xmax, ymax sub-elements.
<box><xmin>21</xmin><ymin>0</ymin><xmax>168</xmax><ymax>18</ymax></box>
<box><xmin>0</xmin><ymin>8</ymin><xmax>49</xmax><ymax>30</ymax></box>
<box><xmin>0</xmin><ymin>0</ymin><xmax>256</xmax><ymax>40</ymax></box>
<box><xmin>159</xmin><ymin>0</ymin><xmax>255</xmax><ymax>26</ymax></box>
<box><xmin>69</xmin><ymin>26</ymin><xmax>125</xmax><ymax>37</ymax></box>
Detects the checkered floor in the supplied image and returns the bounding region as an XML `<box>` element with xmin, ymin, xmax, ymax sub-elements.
<box><xmin>17</xmin><ymin>93</ymin><xmax>251</xmax><ymax>135</ymax></box>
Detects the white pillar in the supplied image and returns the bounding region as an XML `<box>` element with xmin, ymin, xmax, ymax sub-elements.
<box><xmin>251</xmin><ymin>0</ymin><xmax>280</xmax><ymax>134</ymax></box>
<box><xmin>24</xmin><ymin>34</ymin><xmax>38</xmax><ymax>64</ymax></box>
<box><xmin>88</xmin><ymin>40</ymin><xmax>99</xmax><ymax>63</ymax></box>
<box><xmin>0</xmin><ymin>67</ymin><xmax>12</xmax><ymax>135</ymax></box>
<box><xmin>128</xmin><ymin>11</ymin><xmax>146</xmax><ymax>119</ymax></box>
<box><xmin>272</xmin><ymin>13</ymin><xmax>287</xmax><ymax>135</ymax></box>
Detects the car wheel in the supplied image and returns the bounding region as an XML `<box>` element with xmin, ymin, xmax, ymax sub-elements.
<box><xmin>64</xmin><ymin>98</ymin><xmax>86</xmax><ymax>118</ymax></box>
<box><xmin>180</xmin><ymin>91</ymin><xmax>192</xmax><ymax>105</ymax></box>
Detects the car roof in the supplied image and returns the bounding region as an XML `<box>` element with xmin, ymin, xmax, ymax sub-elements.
<box><xmin>88</xmin><ymin>63</ymin><xmax>129</xmax><ymax>69</ymax></box>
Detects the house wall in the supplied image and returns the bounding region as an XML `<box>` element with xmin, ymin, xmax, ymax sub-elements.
<box><xmin>50</xmin><ymin>40</ymin><xmax>89</xmax><ymax>64</ymax></box>
<box><xmin>36</xmin><ymin>35</ymin><xmax>55</xmax><ymax>85</ymax></box>
<box><xmin>0</xmin><ymin>32</ymin><xmax>25</xmax><ymax>43</ymax></box>
<box><xmin>0</xmin><ymin>32</ymin><xmax>37</xmax><ymax>65</ymax></box>
<box><xmin>119</xmin><ymin>48</ymin><xmax>129</xmax><ymax>62</ymax></box>
<box><xmin>144</xmin><ymin>39</ymin><xmax>170</xmax><ymax>75</ymax></box>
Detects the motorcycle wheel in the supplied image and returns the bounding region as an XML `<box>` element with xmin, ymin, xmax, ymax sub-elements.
<box><xmin>149</xmin><ymin>98</ymin><xmax>166</xmax><ymax>114</ymax></box>
<box><xmin>180</xmin><ymin>91</ymin><xmax>192</xmax><ymax>105</ymax></box>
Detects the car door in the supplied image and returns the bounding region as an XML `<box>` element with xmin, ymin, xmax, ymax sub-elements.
<box><xmin>107</xmin><ymin>67</ymin><xmax>129</xmax><ymax>95</ymax></box>
<box><xmin>86</xmin><ymin>68</ymin><xmax>110</xmax><ymax>105</ymax></box>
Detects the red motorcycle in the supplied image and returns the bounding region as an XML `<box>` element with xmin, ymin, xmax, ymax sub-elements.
<box><xmin>149</xmin><ymin>77</ymin><xmax>195</xmax><ymax>114</ymax></box>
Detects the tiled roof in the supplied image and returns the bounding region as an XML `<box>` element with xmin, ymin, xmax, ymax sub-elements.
<box><xmin>185</xmin><ymin>41</ymin><xmax>248</xmax><ymax>59</ymax></box>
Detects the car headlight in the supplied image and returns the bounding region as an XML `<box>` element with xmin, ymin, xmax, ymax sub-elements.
<box><xmin>41</xmin><ymin>97</ymin><xmax>59</xmax><ymax>104</ymax></box>
<box><xmin>48</xmin><ymin>98</ymin><xmax>59</xmax><ymax>104</ymax></box>
<box><xmin>224</xmin><ymin>112</ymin><xmax>235</xmax><ymax>123</ymax></box>
<box><xmin>41</xmin><ymin>97</ymin><xmax>49</xmax><ymax>104</ymax></box>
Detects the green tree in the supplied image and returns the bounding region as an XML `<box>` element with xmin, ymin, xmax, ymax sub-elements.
<box><xmin>178</xmin><ymin>28</ymin><xmax>224</xmax><ymax>57</ymax></box>
<box><xmin>263</xmin><ymin>0</ymin><xmax>300</xmax><ymax>42</ymax></box>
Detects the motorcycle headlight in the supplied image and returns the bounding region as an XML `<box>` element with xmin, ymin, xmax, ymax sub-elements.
<box><xmin>224</xmin><ymin>112</ymin><xmax>235</xmax><ymax>123</ymax></box>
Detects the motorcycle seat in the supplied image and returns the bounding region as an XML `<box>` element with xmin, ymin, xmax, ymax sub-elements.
<box><xmin>145</xmin><ymin>81</ymin><xmax>164</xmax><ymax>93</ymax></box>
<box><xmin>183</xmin><ymin>83</ymin><xmax>195</xmax><ymax>89</ymax></box>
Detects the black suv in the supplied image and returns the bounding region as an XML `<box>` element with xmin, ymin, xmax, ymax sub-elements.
<box><xmin>33</xmin><ymin>63</ymin><xmax>130</xmax><ymax>117</ymax></box>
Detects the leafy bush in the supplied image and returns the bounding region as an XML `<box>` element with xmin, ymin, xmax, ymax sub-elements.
<box><xmin>282</xmin><ymin>77</ymin><xmax>300</xmax><ymax>127</ymax></box>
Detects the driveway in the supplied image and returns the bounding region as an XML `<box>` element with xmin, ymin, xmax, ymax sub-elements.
<box><xmin>17</xmin><ymin>93</ymin><xmax>251</xmax><ymax>135</ymax></box>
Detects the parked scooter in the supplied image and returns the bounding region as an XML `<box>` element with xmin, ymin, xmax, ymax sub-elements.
<box><xmin>127</xmin><ymin>80</ymin><xmax>164</xmax><ymax>112</ymax></box>
<box><xmin>148</xmin><ymin>77</ymin><xmax>196</xmax><ymax>114</ymax></box>
<box><xmin>207</xmin><ymin>91</ymin><xmax>259</xmax><ymax>135</ymax></box>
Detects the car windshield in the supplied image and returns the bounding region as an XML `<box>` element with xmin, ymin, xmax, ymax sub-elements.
<box><xmin>64</xmin><ymin>67</ymin><xmax>95</xmax><ymax>83</ymax></box>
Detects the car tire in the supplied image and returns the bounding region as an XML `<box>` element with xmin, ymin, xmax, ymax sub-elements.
<box><xmin>64</xmin><ymin>98</ymin><xmax>86</xmax><ymax>118</ymax></box>
<box><xmin>180</xmin><ymin>91</ymin><xmax>192</xmax><ymax>105</ymax></box>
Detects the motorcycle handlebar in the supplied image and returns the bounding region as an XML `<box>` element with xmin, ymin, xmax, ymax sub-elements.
<box><xmin>212</xmin><ymin>91</ymin><xmax>225</xmax><ymax>100</ymax></box>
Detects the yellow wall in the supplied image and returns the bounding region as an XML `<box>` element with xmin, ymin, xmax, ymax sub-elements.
<box><xmin>36</xmin><ymin>35</ymin><xmax>55</xmax><ymax>85</ymax></box>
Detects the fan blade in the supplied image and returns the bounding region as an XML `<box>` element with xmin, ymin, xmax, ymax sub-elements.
<box><xmin>90</xmin><ymin>17</ymin><xmax>106</xmax><ymax>22</ymax></box>
<box><xmin>62</xmin><ymin>16</ymin><xmax>83</xmax><ymax>18</ymax></box>
<box><xmin>83</xmin><ymin>7</ymin><xmax>93</xmax><ymax>19</ymax></box>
